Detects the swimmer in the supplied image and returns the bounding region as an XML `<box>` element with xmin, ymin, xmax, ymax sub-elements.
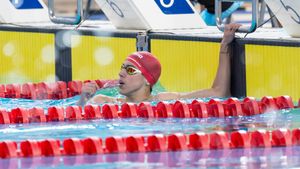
<box><xmin>79</xmin><ymin>23</ymin><xmax>241</xmax><ymax>105</ymax></box>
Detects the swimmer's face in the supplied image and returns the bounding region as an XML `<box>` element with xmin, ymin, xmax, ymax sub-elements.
<box><xmin>118</xmin><ymin>60</ymin><xmax>148</xmax><ymax>96</ymax></box>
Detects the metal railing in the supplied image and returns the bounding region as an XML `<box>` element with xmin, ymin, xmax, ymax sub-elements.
<box><xmin>48</xmin><ymin>0</ymin><xmax>83</xmax><ymax>25</ymax></box>
<box><xmin>215</xmin><ymin>0</ymin><xmax>259</xmax><ymax>33</ymax></box>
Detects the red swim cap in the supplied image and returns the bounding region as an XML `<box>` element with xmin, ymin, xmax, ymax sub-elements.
<box><xmin>126</xmin><ymin>51</ymin><xmax>161</xmax><ymax>87</ymax></box>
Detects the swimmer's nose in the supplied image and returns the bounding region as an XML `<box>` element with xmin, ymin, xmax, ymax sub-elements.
<box><xmin>119</xmin><ymin>69</ymin><xmax>126</xmax><ymax>78</ymax></box>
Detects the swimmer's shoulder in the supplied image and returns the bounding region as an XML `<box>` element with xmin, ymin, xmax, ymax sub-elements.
<box><xmin>153</xmin><ymin>92</ymin><xmax>181</xmax><ymax>101</ymax></box>
<box><xmin>91</xmin><ymin>94</ymin><xmax>125</xmax><ymax>104</ymax></box>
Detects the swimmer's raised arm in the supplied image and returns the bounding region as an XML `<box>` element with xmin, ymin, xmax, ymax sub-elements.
<box><xmin>155</xmin><ymin>23</ymin><xmax>241</xmax><ymax>101</ymax></box>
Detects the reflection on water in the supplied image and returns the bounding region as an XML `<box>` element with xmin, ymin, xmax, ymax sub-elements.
<box><xmin>1</xmin><ymin>146</ymin><xmax>300</xmax><ymax>169</ymax></box>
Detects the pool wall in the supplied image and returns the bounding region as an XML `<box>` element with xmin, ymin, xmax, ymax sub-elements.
<box><xmin>0</xmin><ymin>26</ymin><xmax>299</xmax><ymax>100</ymax></box>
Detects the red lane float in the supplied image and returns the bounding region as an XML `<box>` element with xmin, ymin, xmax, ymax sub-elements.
<box><xmin>63</xmin><ymin>138</ymin><xmax>84</xmax><ymax>155</ymax></box>
<box><xmin>125</xmin><ymin>136</ymin><xmax>145</xmax><ymax>153</ymax></box>
<box><xmin>10</xmin><ymin>108</ymin><xmax>30</xmax><ymax>123</ymax></box>
<box><xmin>250</xmin><ymin>130</ymin><xmax>272</xmax><ymax>147</ymax></box>
<box><xmin>20</xmin><ymin>140</ymin><xmax>41</xmax><ymax>157</ymax></box>
<box><xmin>20</xmin><ymin>83</ymin><xmax>36</xmax><ymax>99</ymax></box>
<box><xmin>66</xmin><ymin>106</ymin><xmax>82</xmax><ymax>120</ymax></box>
<box><xmin>271</xmin><ymin>129</ymin><xmax>292</xmax><ymax>146</ymax></box>
<box><xmin>0</xmin><ymin>84</ymin><xmax>5</xmax><ymax>98</ymax></box>
<box><xmin>40</xmin><ymin>139</ymin><xmax>61</xmax><ymax>156</ymax></box>
<box><xmin>189</xmin><ymin>132</ymin><xmax>209</xmax><ymax>150</ymax></box>
<box><xmin>191</xmin><ymin>100</ymin><xmax>208</xmax><ymax>118</ymax></box>
<box><xmin>36</xmin><ymin>82</ymin><xmax>51</xmax><ymax>99</ymax></box>
<box><xmin>230</xmin><ymin>130</ymin><xmax>250</xmax><ymax>148</ymax></box>
<box><xmin>120</xmin><ymin>103</ymin><xmax>137</xmax><ymax>118</ymax></box>
<box><xmin>209</xmin><ymin>131</ymin><xmax>230</xmax><ymax>149</ymax></box>
<box><xmin>5</xmin><ymin>84</ymin><xmax>21</xmax><ymax>98</ymax></box>
<box><xmin>47</xmin><ymin>81</ymin><xmax>68</xmax><ymax>100</ymax></box>
<box><xmin>0</xmin><ymin>128</ymin><xmax>300</xmax><ymax>159</ymax></box>
<box><xmin>292</xmin><ymin>129</ymin><xmax>300</xmax><ymax>145</ymax></box>
<box><xmin>242</xmin><ymin>97</ymin><xmax>260</xmax><ymax>116</ymax></box>
<box><xmin>207</xmin><ymin>99</ymin><xmax>225</xmax><ymax>117</ymax></box>
<box><xmin>0</xmin><ymin>80</ymin><xmax>105</xmax><ymax>99</ymax></box>
<box><xmin>137</xmin><ymin>102</ymin><xmax>155</xmax><ymax>118</ymax></box>
<box><xmin>68</xmin><ymin>81</ymin><xmax>83</xmax><ymax>97</ymax></box>
<box><xmin>260</xmin><ymin>96</ymin><xmax>278</xmax><ymax>113</ymax></box>
<box><xmin>29</xmin><ymin>107</ymin><xmax>46</xmax><ymax>123</ymax></box>
<box><xmin>172</xmin><ymin>101</ymin><xmax>190</xmax><ymax>118</ymax></box>
<box><xmin>156</xmin><ymin>102</ymin><xmax>173</xmax><ymax>118</ymax></box>
<box><xmin>223</xmin><ymin>98</ymin><xmax>243</xmax><ymax>116</ymax></box>
<box><xmin>56</xmin><ymin>81</ymin><xmax>68</xmax><ymax>99</ymax></box>
<box><xmin>84</xmin><ymin>105</ymin><xmax>102</xmax><ymax>119</ymax></box>
<box><xmin>0</xmin><ymin>109</ymin><xmax>10</xmax><ymax>124</ymax></box>
<box><xmin>275</xmin><ymin>96</ymin><xmax>294</xmax><ymax>109</ymax></box>
<box><xmin>82</xmin><ymin>137</ymin><xmax>103</xmax><ymax>154</ymax></box>
<box><xmin>105</xmin><ymin>137</ymin><xmax>126</xmax><ymax>153</ymax></box>
<box><xmin>147</xmin><ymin>134</ymin><xmax>167</xmax><ymax>152</ymax></box>
<box><xmin>0</xmin><ymin>141</ymin><xmax>18</xmax><ymax>158</ymax></box>
<box><xmin>102</xmin><ymin>104</ymin><xmax>118</xmax><ymax>119</ymax></box>
<box><xmin>167</xmin><ymin>133</ymin><xmax>188</xmax><ymax>151</ymax></box>
<box><xmin>0</xmin><ymin>95</ymin><xmax>298</xmax><ymax>125</ymax></box>
<box><xmin>48</xmin><ymin>107</ymin><xmax>64</xmax><ymax>121</ymax></box>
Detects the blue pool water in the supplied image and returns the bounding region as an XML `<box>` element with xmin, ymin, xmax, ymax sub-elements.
<box><xmin>0</xmin><ymin>86</ymin><xmax>300</xmax><ymax>168</ymax></box>
<box><xmin>0</xmin><ymin>110</ymin><xmax>299</xmax><ymax>142</ymax></box>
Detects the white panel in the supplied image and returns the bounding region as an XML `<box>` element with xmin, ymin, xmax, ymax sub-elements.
<box><xmin>95</xmin><ymin>0</ymin><xmax>206</xmax><ymax>30</ymax></box>
<box><xmin>95</xmin><ymin>0</ymin><xmax>150</xmax><ymax>29</ymax></box>
<box><xmin>0</xmin><ymin>0</ymin><xmax>50</xmax><ymax>23</ymax></box>
<box><xmin>265</xmin><ymin>0</ymin><xmax>300</xmax><ymax>37</ymax></box>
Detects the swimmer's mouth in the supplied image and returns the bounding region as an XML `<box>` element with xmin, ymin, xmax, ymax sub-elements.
<box><xmin>119</xmin><ymin>81</ymin><xmax>125</xmax><ymax>86</ymax></box>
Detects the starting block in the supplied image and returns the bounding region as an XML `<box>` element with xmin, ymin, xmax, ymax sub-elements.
<box><xmin>95</xmin><ymin>0</ymin><xmax>206</xmax><ymax>30</ymax></box>
<box><xmin>0</xmin><ymin>0</ymin><xmax>50</xmax><ymax>23</ymax></box>
<box><xmin>265</xmin><ymin>0</ymin><xmax>300</xmax><ymax>37</ymax></box>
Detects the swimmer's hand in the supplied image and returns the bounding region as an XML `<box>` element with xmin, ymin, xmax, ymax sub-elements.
<box><xmin>77</xmin><ymin>80</ymin><xmax>120</xmax><ymax>106</ymax></box>
<box><xmin>77</xmin><ymin>81</ymin><xmax>99</xmax><ymax>107</ymax></box>
<box><xmin>221</xmin><ymin>23</ymin><xmax>242</xmax><ymax>45</ymax></box>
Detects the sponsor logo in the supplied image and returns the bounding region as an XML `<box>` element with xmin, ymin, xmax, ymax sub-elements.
<box><xmin>280</xmin><ymin>0</ymin><xmax>300</xmax><ymax>24</ymax></box>
<box><xmin>154</xmin><ymin>0</ymin><xmax>194</xmax><ymax>15</ymax></box>
<box><xmin>10</xmin><ymin>0</ymin><xmax>43</xmax><ymax>9</ymax></box>
<box><xmin>106</xmin><ymin>0</ymin><xmax>124</xmax><ymax>18</ymax></box>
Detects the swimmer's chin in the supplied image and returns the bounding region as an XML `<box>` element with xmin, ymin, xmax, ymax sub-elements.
<box><xmin>118</xmin><ymin>88</ymin><xmax>125</xmax><ymax>95</ymax></box>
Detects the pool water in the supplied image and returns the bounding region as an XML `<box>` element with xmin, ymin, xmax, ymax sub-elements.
<box><xmin>0</xmin><ymin>109</ymin><xmax>299</xmax><ymax>142</ymax></box>
<box><xmin>0</xmin><ymin>86</ymin><xmax>300</xmax><ymax>168</ymax></box>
